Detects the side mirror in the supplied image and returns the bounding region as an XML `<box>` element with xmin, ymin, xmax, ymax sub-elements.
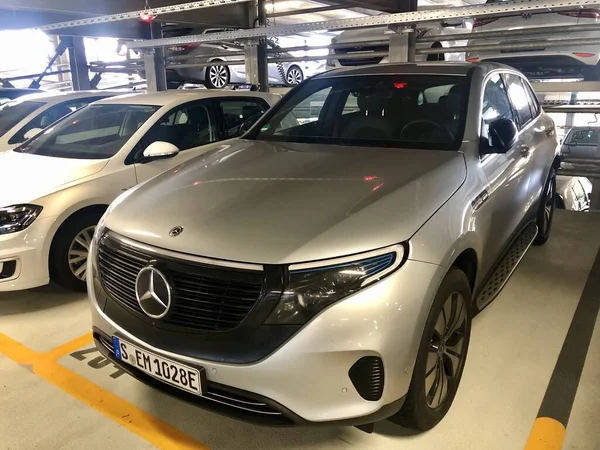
<box><xmin>23</xmin><ymin>127</ymin><xmax>43</xmax><ymax>141</ymax></box>
<box><xmin>142</xmin><ymin>141</ymin><xmax>179</xmax><ymax>161</ymax></box>
<box><xmin>482</xmin><ymin>118</ymin><xmax>518</xmax><ymax>154</ymax></box>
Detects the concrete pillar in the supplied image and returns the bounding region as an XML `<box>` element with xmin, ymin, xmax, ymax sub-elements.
<box><xmin>67</xmin><ymin>37</ymin><xmax>91</xmax><ymax>91</ymax></box>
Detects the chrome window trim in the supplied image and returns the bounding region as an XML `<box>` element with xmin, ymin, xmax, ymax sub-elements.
<box><xmin>106</xmin><ymin>230</ymin><xmax>264</xmax><ymax>272</ymax></box>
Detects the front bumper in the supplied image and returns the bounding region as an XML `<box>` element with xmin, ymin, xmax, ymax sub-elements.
<box><xmin>90</xmin><ymin>249</ymin><xmax>445</xmax><ymax>425</ymax></box>
<box><xmin>0</xmin><ymin>216</ymin><xmax>55</xmax><ymax>291</ymax></box>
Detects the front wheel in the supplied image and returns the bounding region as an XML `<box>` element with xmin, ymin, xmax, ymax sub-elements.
<box><xmin>533</xmin><ymin>168</ymin><xmax>556</xmax><ymax>246</ymax></box>
<box><xmin>286</xmin><ymin>65</ymin><xmax>304</xmax><ymax>86</ymax></box>
<box><xmin>205</xmin><ymin>63</ymin><xmax>230</xmax><ymax>89</ymax></box>
<box><xmin>390</xmin><ymin>267</ymin><xmax>472</xmax><ymax>431</ymax></box>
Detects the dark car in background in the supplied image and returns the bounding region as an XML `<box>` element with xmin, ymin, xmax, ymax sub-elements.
<box><xmin>0</xmin><ymin>88</ymin><xmax>43</xmax><ymax>105</ymax></box>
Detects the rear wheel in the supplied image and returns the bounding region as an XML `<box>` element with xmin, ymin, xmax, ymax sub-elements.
<box><xmin>49</xmin><ymin>211</ymin><xmax>104</xmax><ymax>291</ymax></box>
<box><xmin>286</xmin><ymin>65</ymin><xmax>304</xmax><ymax>86</ymax></box>
<box><xmin>390</xmin><ymin>267</ymin><xmax>472</xmax><ymax>430</ymax></box>
<box><xmin>205</xmin><ymin>63</ymin><xmax>230</xmax><ymax>89</ymax></box>
<box><xmin>533</xmin><ymin>168</ymin><xmax>556</xmax><ymax>246</ymax></box>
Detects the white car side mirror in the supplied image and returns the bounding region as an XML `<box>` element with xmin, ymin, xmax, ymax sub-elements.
<box><xmin>23</xmin><ymin>127</ymin><xmax>43</xmax><ymax>141</ymax></box>
<box><xmin>143</xmin><ymin>141</ymin><xmax>180</xmax><ymax>160</ymax></box>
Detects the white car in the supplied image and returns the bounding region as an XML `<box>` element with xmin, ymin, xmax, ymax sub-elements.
<box><xmin>0</xmin><ymin>90</ymin><xmax>278</xmax><ymax>292</ymax></box>
<box><xmin>556</xmin><ymin>176</ymin><xmax>592</xmax><ymax>211</ymax></box>
<box><xmin>328</xmin><ymin>14</ymin><xmax>470</xmax><ymax>68</ymax></box>
<box><xmin>467</xmin><ymin>1</ymin><xmax>600</xmax><ymax>80</ymax></box>
<box><xmin>0</xmin><ymin>91</ymin><xmax>118</xmax><ymax>152</ymax></box>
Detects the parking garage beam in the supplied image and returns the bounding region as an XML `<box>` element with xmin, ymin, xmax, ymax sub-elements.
<box><xmin>67</xmin><ymin>37</ymin><xmax>91</xmax><ymax>91</ymax></box>
<box><xmin>257</xmin><ymin>0</ymin><xmax>269</xmax><ymax>92</ymax></box>
<box><xmin>143</xmin><ymin>22</ymin><xmax>167</xmax><ymax>92</ymax></box>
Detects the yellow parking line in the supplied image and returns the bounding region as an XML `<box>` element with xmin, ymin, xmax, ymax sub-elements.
<box><xmin>0</xmin><ymin>333</ymin><xmax>210</xmax><ymax>450</ymax></box>
<box><xmin>43</xmin><ymin>332</ymin><xmax>93</xmax><ymax>362</ymax></box>
<box><xmin>524</xmin><ymin>417</ymin><xmax>566</xmax><ymax>450</ymax></box>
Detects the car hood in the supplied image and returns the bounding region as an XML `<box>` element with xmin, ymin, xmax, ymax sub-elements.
<box><xmin>0</xmin><ymin>151</ymin><xmax>108</xmax><ymax>206</ymax></box>
<box><xmin>105</xmin><ymin>140</ymin><xmax>466</xmax><ymax>264</ymax></box>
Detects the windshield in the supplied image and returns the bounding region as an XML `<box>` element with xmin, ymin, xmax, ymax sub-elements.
<box><xmin>249</xmin><ymin>74</ymin><xmax>468</xmax><ymax>150</ymax></box>
<box><xmin>0</xmin><ymin>101</ymin><xmax>45</xmax><ymax>136</ymax></box>
<box><xmin>15</xmin><ymin>104</ymin><xmax>160</xmax><ymax>160</ymax></box>
<box><xmin>565</xmin><ymin>128</ymin><xmax>600</xmax><ymax>145</ymax></box>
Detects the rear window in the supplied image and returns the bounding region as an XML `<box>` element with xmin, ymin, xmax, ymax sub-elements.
<box><xmin>565</xmin><ymin>129</ymin><xmax>600</xmax><ymax>145</ymax></box>
<box><xmin>0</xmin><ymin>100</ymin><xmax>45</xmax><ymax>136</ymax></box>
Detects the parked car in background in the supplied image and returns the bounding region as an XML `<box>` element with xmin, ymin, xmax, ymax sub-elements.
<box><xmin>328</xmin><ymin>12</ymin><xmax>470</xmax><ymax>68</ymax></box>
<box><xmin>0</xmin><ymin>91</ymin><xmax>118</xmax><ymax>152</ymax></box>
<box><xmin>556</xmin><ymin>176</ymin><xmax>592</xmax><ymax>211</ymax></box>
<box><xmin>165</xmin><ymin>29</ymin><xmax>306</xmax><ymax>88</ymax></box>
<box><xmin>560</xmin><ymin>126</ymin><xmax>600</xmax><ymax>159</ymax></box>
<box><xmin>467</xmin><ymin>1</ymin><xmax>600</xmax><ymax>80</ymax></box>
<box><xmin>0</xmin><ymin>90</ymin><xmax>278</xmax><ymax>292</ymax></box>
<box><xmin>0</xmin><ymin>87</ymin><xmax>43</xmax><ymax>105</ymax></box>
<box><xmin>90</xmin><ymin>63</ymin><xmax>559</xmax><ymax>432</ymax></box>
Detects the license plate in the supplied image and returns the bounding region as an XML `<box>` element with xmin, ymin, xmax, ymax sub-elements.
<box><xmin>112</xmin><ymin>336</ymin><xmax>202</xmax><ymax>395</ymax></box>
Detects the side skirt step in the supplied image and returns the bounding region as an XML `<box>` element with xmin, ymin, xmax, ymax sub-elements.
<box><xmin>475</xmin><ymin>222</ymin><xmax>538</xmax><ymax>311</ymax></box>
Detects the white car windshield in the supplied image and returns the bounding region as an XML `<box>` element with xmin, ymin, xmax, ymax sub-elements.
<box><xmin>0</xmin><ymin>100</ymin><xmax>45</xmax><ymax>137</ymax></box>
<box><xmin>14</xmin><ymin>104</ymin><xmax>160</xmax><ymax>160</ymax></box>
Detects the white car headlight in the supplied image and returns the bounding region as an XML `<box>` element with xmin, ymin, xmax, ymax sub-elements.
<box><xmin>0</xmin><ymin>204</ymin><xmax>43</xmax><ymax>235</ymax></box>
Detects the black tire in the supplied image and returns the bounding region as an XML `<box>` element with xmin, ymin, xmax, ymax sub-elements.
<box><xmin>533</xmin><ymin>168</ymin><xmax>556</xmax><ymax>246</ymax></box>
<box><xmin>390</xmin><ymin>267</ymin><xmax>472</xmax><ymax>431</ymax></box>
<box><xmin>426</xmin><ymin>42</ymin><xmax>445</xmax><ymax>62</ymax></box>
<box><xmin>204</xmin><ymin>63</ymin><xmax>230</xmax><ymax>89</ymax></box>
<box><xmin>285</xmin><ymin>65</ymin><xmax>304</xmax><ymax>86</ymax></box>
<box><xmin>49</xmin><ymin>210</ymin><xmax>104</xmax><ymax>292</ymax></box>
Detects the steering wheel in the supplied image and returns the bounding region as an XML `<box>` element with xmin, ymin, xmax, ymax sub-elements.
<box><xmin>399</xmin><ymin>120</ymin><xmax>454</xmax><ymax>142</ymax></box>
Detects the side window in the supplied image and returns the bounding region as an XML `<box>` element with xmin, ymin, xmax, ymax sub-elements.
<box><xmin>505</xmin><ymin>74</ymin><xmax>534</xmax><ymax>128</ymax></box>
<box><xmin>572</xmin><ymin>180</ymin><xmax>587</xmax><ymax>203</ymax></box>
<box><xmin>481</xmin><ymin>73</ymin><xmax>515</xmax><ymax>145</ymax></box>
<box><xmin>524</xmin><ymin>82</ymin><xmax>540</xmax><ymax>117</ymax></box>
<box><xmin>217</xmin><ymin>98</ymin><xmax>269</xmax><ymax>138</ymax></box>
<box><xmin>8</xmin><ymin>98</ymin><xmax>99</xmax><ymax>144</ymax></box>
<box><xmin>142</xmin><ymin>101</ymin><xmax>217</xmax><ymax>152</ymax></box>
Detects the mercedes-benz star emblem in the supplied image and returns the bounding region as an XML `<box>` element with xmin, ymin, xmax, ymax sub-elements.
<box><xmin>135</xmin><ymin>266</ymin><xmax>172</xmax><ymax>319</ymax></box>
<box><xmin>169</xmin><ymin>226</ymin><xmax>184</xmax><ymax>237</ymax></box>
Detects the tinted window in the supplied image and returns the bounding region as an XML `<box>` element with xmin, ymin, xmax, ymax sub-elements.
<box><xmin>8</xmin><ymin>97</ymin><xmax>106</xmax><ymax>144</ymax></box>
<box><xmin>481</xmin><ymin>74</ymin><xmax>515</xmax><ymax>145</ymax></box>
<box><xmin>250</xmin><ymin>75</ymin><xmax>467</xmax><ymax>150</ymax></box>
<box><xmin>565</xmin><ymin>128</ymin><xmax>600</xmax><ymax>145</ymax></box>
<box><xmin>14</xmin><ymin>104</ymin><xmax>159</xmax><ymax>159</ymax></box>
<box><xmin>217</xmin><ymin>99</ymin><xmax>268</xmax><ymax>138</ymax></box>
<box><xmin>0</xmin><ymin>100</ymin><xmax>45</xmax><ymax>137</ymax></box>
<box><xmin>524</xmin><ymin>83</ymin><xmax>541</xmax><ymax>117</ymax></box>
<box><xmin>505</xmin><ymin>74</ymin><xmax>534</xmax><ymax>128</ymax></box>
<box><xmin>142</xmin><ymin>102</ymin><xmax>217</xmax><ymax>151</ymax></box>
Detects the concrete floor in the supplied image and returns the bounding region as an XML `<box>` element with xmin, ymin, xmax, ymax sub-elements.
<box><xmin>1</xmin><ymin>210</ymin><xmax>599</xmax><ymax>450</ymax></box>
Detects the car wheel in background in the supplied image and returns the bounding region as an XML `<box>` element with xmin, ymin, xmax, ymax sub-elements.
<box><xmin>286</xmin><ymin>65</ymin><xmax>304</xmax><ymax>86</ymax></box>
<box><xmin>390</xmin><ymin>267</ymin><xmax>472</xmax><ymax>431</ymax></box>
<box><xmin>534</xmin><ymin>168</ymin><xmax>556</xmax><ymax>246</ymax></box>
<box><xmin>50</xmin><ymin>210</ymin><xmax>104</xmax><ymax>292</ymax></box>
<box><xmin>426</xmin><ymin>42</ymin><xmax>446</xmax><ymax>62</ymax></box>
<box><xmin>205</xmin><ymin>63</ymin><xmax>230</xmax><ymax>89</ymax></box>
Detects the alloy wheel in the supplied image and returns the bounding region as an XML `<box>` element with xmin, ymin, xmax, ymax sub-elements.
<box><xmin>425</xmin><ymin>291</ymin><xmax>468</xmax><ymax>409</ymax></box>
<box><xmin>286</xmin><ymin>67</ymin><xmax>303</xmax><ymax>85</ymax></box>
<box><xmin>68</xmin><ymin>226</ymin><xmax>96</xmax><ymax>281</ymax></box>
<box><xmin>209</xmin><ymin>65</ymin><xmax>229</xmax><ymax>88</ymax></box>
<box><xmin>542</xmin><ymin>176</ymin><xmax>556</xmax><ymax>235</ymax></box>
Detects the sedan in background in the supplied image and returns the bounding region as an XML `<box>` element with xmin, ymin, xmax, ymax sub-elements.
<box><xmin>0</xmin><ymin>90</ymin><xmax>278</xmax><ymax>292</ymax></box>
<box><xmin>560</xmin><ymin>126</ymin><xmax>600</xmax><ymax>159</ymax></box>
<box><xmin>468</xmin><ymin>1</ymin><xmax>600</xmax><ymax>80</ymax></box>
<box><xmin>556</xmin><ymin>176</ymin><xmax>592</xmax><ymax>211</ymax></box>
<box><xmin>0</xmin><ymin>91</ymin><xmax>118</xmax><ymax>152</ymax></box>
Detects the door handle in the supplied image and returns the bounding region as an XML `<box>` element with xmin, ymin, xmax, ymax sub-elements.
<box><xmin>520</xmin><ymin>144</ymin><xmax>530</xmax><ymax>157</ymax></box>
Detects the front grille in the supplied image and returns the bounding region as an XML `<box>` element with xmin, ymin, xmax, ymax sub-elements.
<box><xmin>334</xmin><ymin>46</ymin><xmax>387</xmax><ymax>66</ymax></box>
<box><xmin>97</xmin><ymin>232</ymin><xmax>265</xmax><ymax>332</ymax></box>
<box><xmin>95</xmin><ymin>332</ymin><xmax>290</xmax><ymax>423</ymax></box>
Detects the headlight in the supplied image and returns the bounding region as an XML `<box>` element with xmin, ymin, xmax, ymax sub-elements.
<box><xmin>0</xmin><ymin>204</ymin><xmax>43</xmax><ymax>235</ymax></box>
<box><xmin>265</xmin><ymin>245</ymin><xmax>406</xmax><ymax>325</ymax></box>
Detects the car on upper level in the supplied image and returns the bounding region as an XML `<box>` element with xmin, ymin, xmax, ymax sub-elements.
<box><xmin>328</xmin><ymin>11</ymin><xmax>471</xmax><ymax>69</ymax></box>
<box><xmin>560</xmin><ymin>126</ymin><xmax>600</xmax><ymax>159</ymax></box>
<box><xmin>89</xmin><ymin>62</ymin><xmax>559</xmax><ymax>431</ymax></box>
<box><xmin>467</xmin><ymin>1</ymin><xmax>600</xmax><ymax>80</ymax></box>
<box><xmin>0</xmin><ymin>90</ymin><xmax>278</xmax><ymax>292</ymax></box>
<box><xmin>0</xmin><ymin>91</ymin><xmax>118</xmax><ymax>153</ymax></box>
<box><xmin>165</xmin><ymin>29</ymin><xmax>306</xmax><ymax>89</ymax></box>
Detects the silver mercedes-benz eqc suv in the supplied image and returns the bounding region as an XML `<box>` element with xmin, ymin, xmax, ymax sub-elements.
<box><xmin>88</xmin><ymin>62</ymin><xmax>559</xmax><ymax>431</ymax></box>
